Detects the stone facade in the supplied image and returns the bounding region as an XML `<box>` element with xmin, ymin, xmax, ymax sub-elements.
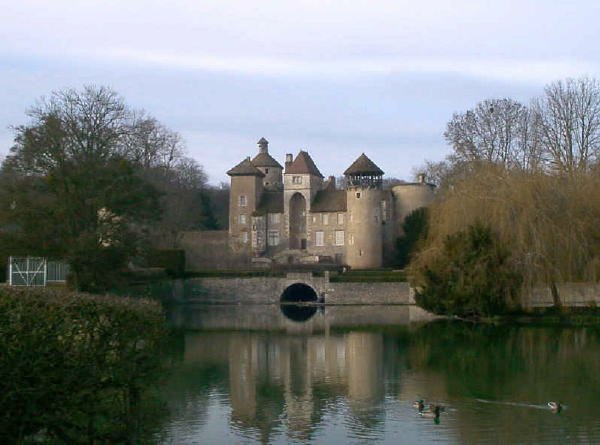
<box><xmin>227</xmin><ymin>138</ymin><xmax>435</xmax><ymax>269</ymax></box>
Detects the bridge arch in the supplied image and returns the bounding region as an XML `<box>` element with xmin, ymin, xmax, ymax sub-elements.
<box><xmin>280</xmin><ymin>282</ymin><xmax>318</xmax><ymax>303</ymax></box>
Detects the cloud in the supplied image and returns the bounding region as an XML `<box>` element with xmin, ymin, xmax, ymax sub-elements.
<box><xmin>92</xmin><ymin>48</ymin><xmax>597</xmax><ymax>84</ymax></box>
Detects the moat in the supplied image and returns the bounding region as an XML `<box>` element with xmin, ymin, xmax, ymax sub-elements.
<box><xmin>154</xmin><ymin>304</ymin><xmax>600</xmax><ymax>444</ymax></box>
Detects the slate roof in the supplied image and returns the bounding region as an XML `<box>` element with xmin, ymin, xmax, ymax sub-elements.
<box><xmin>286</xmin><ymin>151</ymin><xmax>324</xmax><ymax>177</ymax></box>
<box><xmin>227</xmin><ymin>158</ymin><xmax>265</xmax><ymax>177</ymax></box>
<box><xmin>252</xmin><ymin>151</ymin><xmax>283</xmax><ymax>168</ymax></box>
<box><xmin>254</xmin><ymin>191</ymin><xmax>284</xmax><ymax>214</ymax></box>
<box><xmin>343</xmin><ymin>153</ymin><xmax>384</xmax><ymax>176</ymax></box>
<box><xmin>310</xmin><ymin>190</ymin><xmax>347</xmax><ymax>213</ymax></box>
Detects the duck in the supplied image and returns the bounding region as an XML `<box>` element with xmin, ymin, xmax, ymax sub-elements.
<box><xmin>412</xmin><ymin>399</ymin><xmax>425</xmax><ymax>412</ymax></box>
<box><xmin>419</xmin><ymin>405</ymin><xmax>441</xmax><ymax>419</ymax></box>
<box><xmin>548</xmin><ymin>401</ymin><xmax>562</xmax><ymax>413</ymax></box>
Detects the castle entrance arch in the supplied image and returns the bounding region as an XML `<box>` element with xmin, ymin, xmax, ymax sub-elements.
<box><xmin>289</xmin><ymin>192</ymin><xmax>307</xmax><ymax>250</ymax></box>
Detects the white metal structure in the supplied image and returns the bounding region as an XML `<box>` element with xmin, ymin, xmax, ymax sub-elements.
<box><xmin>8</xmin><ymin>256</ymin><xmax>69</xmax><ymax>286</ymax></box>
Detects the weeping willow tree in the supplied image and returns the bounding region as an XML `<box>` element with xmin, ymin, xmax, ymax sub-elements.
<box><xmin>410</xmin><ymin>163</ymin><xmax>600</xmax><ymax>310</ymax></box>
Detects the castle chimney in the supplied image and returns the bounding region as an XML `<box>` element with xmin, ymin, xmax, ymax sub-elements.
<box><xmin>328</xmin><ymin>175</ymin><xmax>336</xmax><ymax>190</ymax></box>
<box><xmin>285</xmin><ymin>153</ymin><xmax>293</xmax><ymax>171</ymax></box>
<box><xmin>418</xmin><ymin>173</ymin><xmax>426</xmax><ymax>184</ymax></box>
<box><xmin>257</xmin><ymin>137</ymin><xmax>268</xmax><ymax>154</ymax></box>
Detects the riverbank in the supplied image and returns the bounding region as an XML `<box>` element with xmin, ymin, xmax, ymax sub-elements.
<box><xmin>452</xmin><ymin>306</ymin><xmax>600</xmax><ymax>327</ymax></box>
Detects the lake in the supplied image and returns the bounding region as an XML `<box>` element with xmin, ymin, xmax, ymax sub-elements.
<box><xmin>154</xmin><ymin>304</ymin><xmax>600</xmax><ymax>444</ymax></box>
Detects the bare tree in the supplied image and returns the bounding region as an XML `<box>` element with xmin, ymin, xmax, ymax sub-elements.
<box><xmin>123</xmin><ymin>116</ymin><xmax>184</xmax><ymax>170</ymax></box>
<box><xmin>444</xmin><ymin>98</ymin><xmax>541</xmax><ymax>171</ymax></box>
<box><xmin>532</xmin><ymin>77</ymin><xmax>600</xmax><ymax>176</ymax></box>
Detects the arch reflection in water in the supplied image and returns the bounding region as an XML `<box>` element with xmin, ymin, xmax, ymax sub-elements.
<box><xmin>280</xmin><ymin>303</ymin><xmax>317</xmax><ymax>322</ymax></box>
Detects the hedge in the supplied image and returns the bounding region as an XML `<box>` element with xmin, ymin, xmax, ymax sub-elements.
<box><xmin>0</xmin><ymin>287</ymin><xmax>169</xmax><ymax>444</ymax></box>
<box><xmin>147</xmin><ymin>249</ymin><xmax>186</xmax><ymax>277</ymax></box>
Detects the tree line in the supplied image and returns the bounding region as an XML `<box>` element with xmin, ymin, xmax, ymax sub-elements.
<box><xmin>0</xmin><ymin>86</ymin><xmax>229</xmax><ymax>290</ymax></box>
<box><xmin>409</xmin><ymin>77</ymin><xmax>600</xmax><ymax>316</ymax></box>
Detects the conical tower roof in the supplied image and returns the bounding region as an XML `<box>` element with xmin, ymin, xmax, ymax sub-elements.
<box><xmin>285</xmin><ymin>151</ymin><xmax>323</xmax><ymax>178</ymax></box>
<box><xmin>344</xmin><ymin>153</ymin><xmax>384</xmax><ymax>176</ymax></box>
<box><xmin>227</xmin><ymin>157</ymin><xmax>265</xmax><ymax>177</ymax></box>
<box><xmin>252</xmin><ymin>152</ymin><xmax>283</xmax><ymax>168</ymax></box>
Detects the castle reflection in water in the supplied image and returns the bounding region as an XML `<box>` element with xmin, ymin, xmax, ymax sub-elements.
<box><xmin>182</xmin><ymin>330</ymin><xmax>413</xmax><ymax>442</ymax></box>
<box><xmin>159</xmin><ymin>306</ymin><xmax>600</xmax><ymax>444</ymax></box>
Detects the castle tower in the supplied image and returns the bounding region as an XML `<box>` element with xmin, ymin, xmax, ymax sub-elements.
<box><xmin>251</xmin><ymin>137</ymin><xmax>283</xmax><ymax>190</ymax></box>
<box><xmin>283</xmin><ymin>151</ymin><xmax>324</xmax><ymax>250</ymax></box>
<box><xmin>391</xmin><ymin>173</ymin><xmax>435</xmax><ymax>238</ymax></box>
<box><xmin>344</xmin><ymin>154</ymin><xmax>384</xmax><ymax>269</ymax></box>
<box><xmin>227</xmin><ymin>157</ymin><xmax>265</xmax><ymax>246</ymax></box>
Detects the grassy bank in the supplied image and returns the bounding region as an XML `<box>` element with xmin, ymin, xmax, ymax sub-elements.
<box><xmin>457</xmin><ymin>307</ymin><xmax>600</xmax><ymax>327</ymax></box>
<box><xmin>182</xmin><ymin>268</ymin><xmax>407</xmax><ymax>282</ymax></box>
<box><xmin>0</xmin><ymin>287</ymin><xmax>169</xmax><ymax>444</ymax></box>
<box><xmin>329</xmin><ymin>269</ymin><xmax>407</xmax><ymax>282</ymax></box>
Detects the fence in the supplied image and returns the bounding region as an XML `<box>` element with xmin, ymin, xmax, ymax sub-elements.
<box><xmin>8</xmin><ymin>257</ymin><xmax>70</xmax><ymax>286</ymax></box>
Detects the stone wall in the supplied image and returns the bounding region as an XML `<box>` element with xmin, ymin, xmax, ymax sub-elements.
<box><xmin>326</xmin><ymin>282</ymin><xmax>411</xmax><ymax>305</ymax></box>
<box><xmin>167</xmin><ymin>275</ymin><xmax>411</xmax><ymax>305</ymax></box>
<box><xmin>177</xmin><ymin>230</ymin><xmax>251</xmax><ymax>270</ymax></box>
<box><xmin>522</xmin><ymin>283</ymin><xmax>600</xmax><ymax>308</ymax></box>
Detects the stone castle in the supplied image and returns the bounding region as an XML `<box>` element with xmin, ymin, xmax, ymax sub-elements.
<box><xmin>227</xmin><ymin>138</ymin><xmax>434</xmax><ymax>269</ymax></box>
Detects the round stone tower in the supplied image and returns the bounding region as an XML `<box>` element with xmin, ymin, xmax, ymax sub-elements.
<box><xmin>344</xmin><ymin>154</ymin><xmax>384</xmax><ymax>269</ymax></box>
<box><xmin>391</xmin><ymin>173</ymin><xmax>436</xmax><ymax>237</ymax></box>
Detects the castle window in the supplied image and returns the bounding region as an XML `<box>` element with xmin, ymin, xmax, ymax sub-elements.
<box><xmin>239</xmin><ymin>195</ymin><xmax>247</xmax><ymax>207</ymax></box>
<box><xmin>242</xmin><ymin>232</ymin><xmax>249</xmax><ymax>243</ymax></box>
<box><xmin>323</xmin><ymin>214</ymin><xmax>329</xmax><ymax>225</ymax></box>
<box><xmin>349</xmin><ymin>234</ymin><xmax>354</xmax><ymax>245</ymax></box>
<box><xmin>356</xmin><ymin>192</ymin><xmax>361</xmax><ymax>198</ymax></box>
<box><xmin>292</xmin><ymin>176</ymin><xmax>302</xmax><ymax>184</ymax></box>
<box><xmin>239</xmin><ymin>214</ymin><xmax>247</xmax><ymax>225</ymax></box>
<box><xmin>337</xmin><ymin>213</ymin><xmax>344</xmax><ymax>225</ymax></box>
<box><xmin>315</xmin><ymin>231</ymin><xmax>325</xmax><ymax>246</ymax></box>
<box><xmin>335</xmin><ymin>230</ymin><xmax>345</xmax><ymax>246</ymax></box>
<box><xmin>269</xmin><ymin>213</ymin><xmax>280</xmax><ymax>224</ymax></box>
<box><xmin>265</xmin><ymin>168</ymin><xmax>269</xmax><ymax>173</ymax></box>
<box><xmin>312</xmin><ymin>215</ymin><xmax>318</xmax><ymax>223</ymax></box>
<box><xmin>268</xmin><ymin>230</ymin><xmax>280</xmax><ymax>246</ymax></box>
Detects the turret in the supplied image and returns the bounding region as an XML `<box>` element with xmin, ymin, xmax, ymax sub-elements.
<box><xmin>344</xmin><ymin>154</ymin><xmax>384</xmax><ymax>268</ymax></box>
<box><xmin>227</xmin><ymin>157</ymin><xmax>265</xmax><ymax>246</ymax></box>
<box><xmin>392</xmin><ymin>173</ymin><xmax>435</xmax><ymax>238</ymax></box>
<box><xmin>251</xmin><ymin>137</ymin><xmax>283</xmax><ymax>190</ymax></box>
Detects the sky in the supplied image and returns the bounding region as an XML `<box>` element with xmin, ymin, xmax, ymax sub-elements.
<box><xmin>1</xmin><ymin>0</ymin><xmax>599</xmax><ymax>184</ymax></box>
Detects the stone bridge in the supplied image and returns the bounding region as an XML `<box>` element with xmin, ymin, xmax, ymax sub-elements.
<box><xmin>170</xmin><ymin>272</ymin><xmax>413</xmax><ymax>305</ymax></box>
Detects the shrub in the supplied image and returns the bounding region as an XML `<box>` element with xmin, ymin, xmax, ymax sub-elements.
<box><xmin>395</xmin><ymin>207</ymin><xmax>429</xmax><ymax>268</ymax></box>
<box><xmin>411</xmin><ymin>223</ymin><xmax>522</xmax><ymax>317</ymax></box>
<box><xmin>0</xmin><ymin>288</ymin><xmax>168</xmax><ymax>443</ymax></box>
<box><xmin>147</xmin><ymin>249</ymin><xmax>186</xmax><ymax>277</ymax></box>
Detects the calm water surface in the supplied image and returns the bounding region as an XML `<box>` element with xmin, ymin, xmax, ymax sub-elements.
<box><xmin>154</xmin><ymin>305</ymin><xmax>600</xmax><ymax>444</ymax></box>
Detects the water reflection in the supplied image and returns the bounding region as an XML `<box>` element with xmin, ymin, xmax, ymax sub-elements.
<box><xmin>156</xmin><ymin>313</ymin><xmax>600</xmax><ymax>444</ymax></box>
<box><xmin>279</xmin><ymin>303</ymin><xmax>318</xmax><ymax>322</ymax></box>
<box><xmin>168</xmin><ymin>303</ymin><xmax>436</xmax><ymax>332</ymax></box>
